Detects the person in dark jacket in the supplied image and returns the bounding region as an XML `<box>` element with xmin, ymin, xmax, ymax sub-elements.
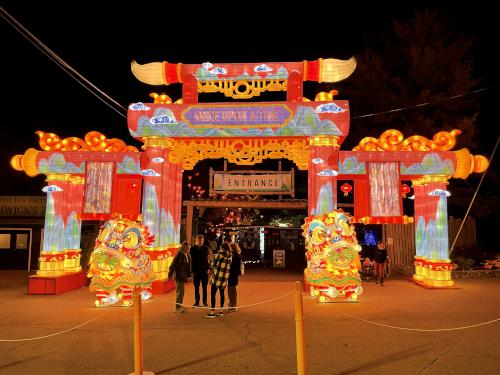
<box><xmin>374</xmin><ymin>241</ymin><xmax>389</xmax><ymax>286</ymax></box>
<box><xmin>190</xmin><ymin>234</ymin><xmax>210</xmax><ymax>307</ymax></box>
<box><xmin>168</xmin><ymin>241</ymin><xmax>191</xmax><ymax>312</ymax></box>
<box><xmin>227</xmin><ymin>242</ymin><xmax>243</xmax><ymax>312</ymax></box>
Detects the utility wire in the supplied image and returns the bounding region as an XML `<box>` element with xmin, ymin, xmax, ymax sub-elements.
<box><xmin>352</xmin><ymin>87</ymin><xmax>491</xmax><ymax>120</ymax></box>
<box><xmin>2</xmin><ymin>6</ymin><xmax>498</xmax><ymax>123</ymax></box>
<box><xmin>0</xmin><ymin>6</ymin><xmax>127</xmax><ymax>119</ymax></box>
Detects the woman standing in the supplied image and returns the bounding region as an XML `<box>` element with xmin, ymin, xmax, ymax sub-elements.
<box><xmin>206</xmin><ymin>241</ymin><xmax>232</xmax><ymax>318</ymax></box>
<box><xmin>228</xmin><ymin>242</ymin><xmax>243</xmax><ymax>312</ymax></box>
<box><xmin>374</xmin><ymin>241</ymin><xmax>389</xmax><ymax>286</ymax></box>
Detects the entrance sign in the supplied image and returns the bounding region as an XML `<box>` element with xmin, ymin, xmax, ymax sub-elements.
<box><xmin>210</xmin><ymin>169</ymin><xmax>294</xmax><ymax>195</ymax></box>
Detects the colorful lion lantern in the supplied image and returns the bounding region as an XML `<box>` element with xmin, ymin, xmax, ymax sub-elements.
<box><xmin>88</xmin><ymin>217</ymin><xmax>156</xmax><ymax>307</ymax></box>
<box><xmin>302</xmin><ymin>209</ymin><xmax>363</xmax><ymax>302</ymax></box>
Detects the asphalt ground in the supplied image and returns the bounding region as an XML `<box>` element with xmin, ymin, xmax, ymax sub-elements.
<box><xmin>0</xmin><ymin>269</ymin><xmax>499</xmax><ymax>375</ymax></box>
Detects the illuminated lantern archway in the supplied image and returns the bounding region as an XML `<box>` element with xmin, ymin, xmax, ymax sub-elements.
<box><xmin>11</xmin><ymin>57</ymin><xmax>489</xmax><ymax>295</ymax></box>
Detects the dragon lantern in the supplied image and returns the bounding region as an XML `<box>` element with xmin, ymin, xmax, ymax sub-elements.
<box><xmin>88</xmin><ymin>217</ymin><xmax>156</xmax><ymax>307</ymax></box>
<box><xmin>302</xmin><ymin>209</ymin><xmax>363</xmax><ymax>302</ymax></box>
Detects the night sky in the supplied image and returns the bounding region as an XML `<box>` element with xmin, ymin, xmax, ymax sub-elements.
<box><xmin>1</xmin><ymin>2</ymin><xmax>498</xmax><ymax>197</ymax></box>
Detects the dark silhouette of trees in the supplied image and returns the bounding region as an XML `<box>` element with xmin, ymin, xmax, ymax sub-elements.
<box><xmin>340</xmin><ymin>10</ymin><xmax>480</xmax><ymax>151</ymax></box>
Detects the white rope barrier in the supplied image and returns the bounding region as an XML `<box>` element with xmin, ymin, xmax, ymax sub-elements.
<box><xmin>165</xmin><ymin>290</ymin><xmax>296</xmax><ymax>311</ymax></box>
<box><xmin>346</xmin><ymin>314</ymin><xmax>500</xmax><ymax>332</ymax></box>
<box><xmin>0</xmin><ymin>312</ymin><xmax>107</xmax><ymax>342</ymax></box>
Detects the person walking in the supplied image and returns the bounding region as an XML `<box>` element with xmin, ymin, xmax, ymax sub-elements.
<box><xmin>228</xmin><ymin>242</ymin><xmax>243</xmax><ymax>312</ymax></box>
<box><xmin>205</xmin><ymin>241</ymin><xmax>232</xmax><ymax>318</ymax></box>
<box><xmin>168</xmin><ymin>241</ymin><xmax>192</xmax><ymax>312</ymax></box>
<box><xmin>374</xmin><ymin>240</ymin><xmax>389</xmax><ymax>286</ymax></box>
<box><xmin>190</xmin><ymin>234</ymin><xmax>210</xmax><ymax>307</ymax></box>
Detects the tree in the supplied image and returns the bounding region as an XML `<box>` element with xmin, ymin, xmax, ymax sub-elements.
<box><xmin>340</xmin><ymin>10</ymin><xmax>480</xmax><ymax>151</ymax></box>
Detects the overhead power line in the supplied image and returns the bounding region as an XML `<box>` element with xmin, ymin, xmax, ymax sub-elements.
<box><xmin>351</xmin><ymin>87</ymin><xmax>492</xmax><ymax>120</ymax></box>
<box><xmin>2</xmin><ymin>6</ymin><xmax>497</xmax><ymax>122</ymax></box>
<box><xmin>1</xmin><ymin>6</ymin><xmax>127</xmax><ymax>119</ymax></box>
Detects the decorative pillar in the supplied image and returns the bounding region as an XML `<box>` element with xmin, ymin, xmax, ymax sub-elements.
<box><xmin>412</xmin><ymin>176</ymin><xmax>453</xmax><ymax>287</ymax></box>
<box><xmin>141</xmin><ymin>138</ymin><xmax>183</xmax><ymax>284</ymax></box>
<box><xmin>38</xmin><ymin>174</ymin><xmax>70</xmax><ymax>276</ymax></box>
<box><xmin>307</xmin><ymin>136</ymin><xmax>339</xmax><ymax>215</ymax></box>
<box><xmin>63</xmin><ymin>176</ymin><xmax>85</xmax><ymax>272</ymax></box>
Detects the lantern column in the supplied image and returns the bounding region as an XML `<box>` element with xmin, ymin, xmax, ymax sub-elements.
<box><xmin>307</xmin><ymin>136</ymin><xmax>340</xmax><ymax>215</ymax></box>
<box><xmin>63</xmin><ymin>176</ymin><xmax>85</xmax><ymax>273</ymax></box>
<box><xmin>38</xmin><ymin>174</ymin><xmax>71</xmax><ymax>276</ymax></box>
<box><xmin>412</xmin><ymin>176</ymin><xmax>453</xmax><ymax>287</ymax></box>
<box><xmin>141</xmin><ymin>138</ymin><xmax>183</xmax><ymax>293</ymax></box>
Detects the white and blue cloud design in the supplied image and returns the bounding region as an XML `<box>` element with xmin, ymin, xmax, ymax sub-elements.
<box><xmin>152</xmin><ymin>157</ymin><xmax>164</xmax><ymax>163</ymax></box>
<box><xmin>312</xmin><ymin>158</ymin><xmax>324</xmax><ymax>164</ymax></box>
<box><xmin>428</xmin><ymin>189</ymin><xmax>451</xmax><ymax>197</ymax></box>
<box><xmin>38</xmin><ymin>153</ymin><xmax>85</xmax><ymax>174</ymax></box>
<box><xmin>42</xmin><ymin>185</ymin><xmax>63</xmax><ymax>193</ymax></box>
<box><xmin>141</xmin><ymin>169</ymin><xmax>161</xmax><ymax>177</ymax></box>
<box><xmin>339</xmin><ymin>157</ymin><xmax>366</xmax><ymax>174</ymax></box>
<box><xmin>150</xmin><ymin>114</ymin><xmax>175</xmax><ymax>125</ymax></box>
<box><xmin>317</xmin><ymin>169</ymin><xmax>338</xmax><ymax>176</ymax></box>
<box><xmin>316</xmin><ymin>102</ymin><xmax>346</xmax><ymax>113</ymax></box>
<box><xmin>401</xmin><ymin>154</ymin><xmax>454</xmax><ymax>175</ymax></box>
<box><xmin>209</xmin><ymin>67</ymin><xmax>227</xmax><ymax>75</ymax></box>
<box><xmin>202</xmin><ymin>62</ymin><xmax>213</xmax><ymax>69</ymax></box>
<box><xmin>254</xmin><ymin>64</ymin><xmax>273</xmax><ymax>73</ymax></box>
<box><xmin>116</xmin><ymin>156</ymin><xmax>141</xmax><ymax>174</ymax></box>
<box><xmin>129</xmin><ymin>102</ymin><xmax>150</xmax><ymax>111</ymax></box>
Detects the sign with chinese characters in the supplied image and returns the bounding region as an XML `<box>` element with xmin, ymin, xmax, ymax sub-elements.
<box><xmin>182</xmin><ymin>104</ymin><xmax>292</xmax><ymax>127</ymax></box>
<box><xmin>210</xmin><ymin>170</ymin><xmax>294</xmax><ymax>195</ymax></box>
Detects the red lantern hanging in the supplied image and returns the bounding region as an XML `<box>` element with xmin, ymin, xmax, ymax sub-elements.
<box><xmin>401</xmin><ymin>183</ymin><xmax>411</xmax><ymax>198</ymax></box>
<box><xmin>340</xmin><ymin>183</ymin><xmax>352</xmax><ymax>197</ymax></box>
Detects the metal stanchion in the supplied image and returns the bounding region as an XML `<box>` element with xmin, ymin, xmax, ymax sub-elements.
<box><xmin>294</xmin><ymin>281</ymin><xmax>307</xmax><ymax>375</ymax></box>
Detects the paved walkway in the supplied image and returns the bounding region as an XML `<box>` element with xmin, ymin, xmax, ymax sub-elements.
<box><xmin>0</xmin><ymin>269</ymin><xmax>499</xmax><ymax>374</ymax></box>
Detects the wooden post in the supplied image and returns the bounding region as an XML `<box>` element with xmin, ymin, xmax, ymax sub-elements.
<box><xmin>129</xmin><ymin>287</ymin><xmax>155</xmax><ymax>375</ymax></box>
<box><xmin>133</xmin><ymin>288</ymin><xmax>143</xmax><ymax>375</ymax></box>
<box><xmin>186</xmin><ymin>205</ymin><xmax>194</xmax><ymax>244</ymax></box>
<box><xmin>294</xmin><ymin>281</ymin><xmax>307</xmax><ymax>375</ymax></box>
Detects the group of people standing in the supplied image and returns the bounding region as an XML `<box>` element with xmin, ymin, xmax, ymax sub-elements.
<box><xmin>168</xmin><ymin>235</ymin><xmax>243</xmax><ymax>317</ymax></box>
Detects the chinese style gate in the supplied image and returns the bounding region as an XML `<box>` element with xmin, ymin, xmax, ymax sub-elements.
<box><xmin>11</xmin><ymin>57</ymin><xmax>488</xmax><ymax>294</ymax></box>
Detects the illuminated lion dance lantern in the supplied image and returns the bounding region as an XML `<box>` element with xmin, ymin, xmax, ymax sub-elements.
<box><xmin>302</xmin><ymin>210</ymin><xmax>363</xmax><ymax>302</ymax></box>
<box><xmin>88</xmin><ymin>217</ymin><xmax>156</xmax><ymax>307</ymax></box>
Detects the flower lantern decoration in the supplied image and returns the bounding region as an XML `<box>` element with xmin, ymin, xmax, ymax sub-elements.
<box><xmin>401</xmin><ymin>183</ymin><xmax>411</xmax><ymax>198</ymax></box>
<box><xmin>340</xmin><ymin>183</ymin><xmax>353</xmax><ymax>197</ymax></box>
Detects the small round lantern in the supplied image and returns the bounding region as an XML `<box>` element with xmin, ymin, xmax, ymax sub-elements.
<box><xmin>401</xmin><ymin>183</ymin><xmax>411</xmax><ymax>198</ymax></box>
<box><xmin>340</xmin><ymin>183</ymin><xmax>352</xmax><ymax>197</ymax></box>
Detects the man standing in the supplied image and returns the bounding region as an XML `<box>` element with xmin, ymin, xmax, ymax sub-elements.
<box><xmin>190</xmin><ymin>234</ymin><xmax>210</xmax><ymax>307</ymax></box>
<box><xmin>168</xmin><ymin>241</ymin><xmax>192</xmax><ymax>312</ymax></box>
<box><xmin>374</xmin><ymin>240</ymin><xmax>389</xmax><ymax>286</ymax></box>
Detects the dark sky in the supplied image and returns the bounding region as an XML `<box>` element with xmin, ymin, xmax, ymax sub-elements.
<box><xmin>1</xmin><ymin>2</ymin><xmax>498</xmax><ymax>196</ymax></box>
